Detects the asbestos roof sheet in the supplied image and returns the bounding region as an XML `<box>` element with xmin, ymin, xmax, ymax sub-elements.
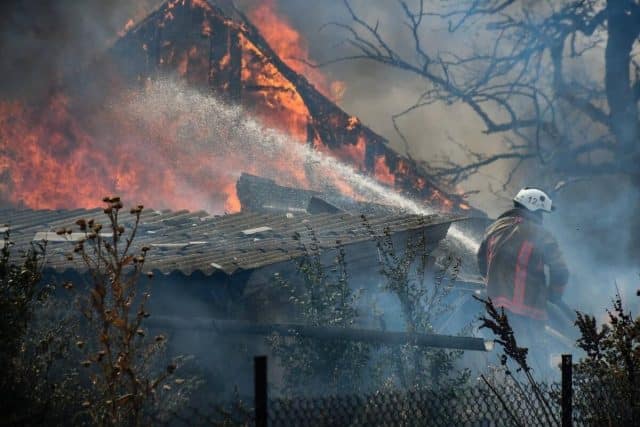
<box><xmin>0</xmin><ymin>207</ymin><xmax>459</xmax><ymax>276</ymax></box>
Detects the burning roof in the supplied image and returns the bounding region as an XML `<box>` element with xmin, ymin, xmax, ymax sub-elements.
<box><xmin>114</xmin><ymin>0</ymin><xmax>471</xmax><ymax>210</ymax></box>
<box><xmin>0</xmin><ymin>0</ymin><xmax>476</xmax><ymax>217</ymax></box>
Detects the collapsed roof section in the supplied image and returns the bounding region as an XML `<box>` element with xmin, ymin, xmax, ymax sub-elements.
<box><xmin>234</xmin><ymin>172</ymin><xmax>486</xmax><ymax>283</ymax></box>
<box><xmin>236</xmin><ymin>173</ymin><xmax>404</xmax><ymax>215</ymax></box>
<box><xmin>0</xmin><ymin>207</ymin><xmax>458</xmax><ymax>277</ymax></box>
<box><xmin>106</xmin><ymin>0</ymin><xmax>477</xmax><ymax>215</ymax></box>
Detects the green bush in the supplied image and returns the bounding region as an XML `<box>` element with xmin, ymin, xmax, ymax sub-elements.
<box><xmin>0</xmin><ymin>226</ymin><xmax>81</xmax><ymax>424</ymax></box>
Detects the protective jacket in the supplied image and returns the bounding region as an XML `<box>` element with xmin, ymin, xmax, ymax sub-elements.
<box><xmin>477</xmin><ymin>208</ymin><xmax>569</xmax><ymax>320</ymax></box>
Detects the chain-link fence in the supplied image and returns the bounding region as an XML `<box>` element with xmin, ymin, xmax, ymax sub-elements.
<box><xmin>266</xmin><ymin>385</ymin><xmax>561</xmax><ymax>427</ymax></box>
<box><xmin>158</xmin><ymin>381</ymin><xmax>639</xmax><ymax>426</ymax></box>
<box><xmin>158</xmin><ymin>384</ymin><xmax>563</xmax><ymax>427</ymax></box>
<box><xmin>154</xmin><ymin>353</ymin><xmax>639</xmax><ymax>427</ymax></box>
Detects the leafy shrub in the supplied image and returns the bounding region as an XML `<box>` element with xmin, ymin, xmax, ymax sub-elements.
<box><xmin>573</xmin><ymin>293</ymin><xmax>640</xmax><ymax>425</ymax></box>
<box><xmin>69</xmin><ymin>197</ymin><xmax>190</xmax><ymax>425</ymax></box>
<box><xmin>367</xmin><ymin>220</ymin><xmax>469</xmax><ymax>391</ymax></box>
<box><xmin>0</xmin><ymin>198</ymin><xmax>191</xmax><ymax>426</ymax></box>
<box><xmin>268</xmin><ymin>224</ymin><xmax>370</xmax><ymax>395</ymax></box>
<box><xmin>478</xmin><ymin>287</ymin><xmax>640</xmax><ymax>426</ymax></box>
<box><xmin>0</xmin><ymin>223</ymin><xmax>86</xmax><ymax>425</ymax></box>
<box><xmin>267</xmin><ymin>216</ymin><xmax>469</xmax><ymax>396</ymax></box>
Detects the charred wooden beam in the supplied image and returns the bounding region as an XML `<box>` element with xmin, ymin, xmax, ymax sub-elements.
<box><xmin>232</xmin><ymin>6</ymin><xmax>358</xmax><ymax>152</ymax></box>
<box><xmin>146</xmin><ymin>316</ymin><xmax>492</xmax><ymax>352</ymax></box>
<box><xmin>231</xmin><ymin>6</ymin><xmax>477</xmax><ymax>213</ymax></box>
<box><xmin>209</xmin><ymin>23</ymin><xmax>242</xmax><ymax>102</ymax></box>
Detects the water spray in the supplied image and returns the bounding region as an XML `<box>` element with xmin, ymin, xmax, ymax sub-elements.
<box><xmin>125</xmin><ymin>80</ymin><xmax>481</xmax><ymax>254</ymax></box>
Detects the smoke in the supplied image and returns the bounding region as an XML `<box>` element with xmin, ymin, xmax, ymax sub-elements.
<box><xmin>1</xmin><ymin>0</ymin><xmax>636</xmax><ymax>367</ymax></box>
<box><xmin>242</xmin><ymin>0</ymin><xmax>638</xmax><ymax>313</ymax></box>
<box><xmin>259</xmin><ymin>0</ymin><xmax>514</xmax><ymax>215</ymax></box>
<box><xmin>0</xmin><ymin>0</ymin><xmax>163</xmax><ymax>100</ymax></box>
<box><xmin>123</xmin><ymin>78</ymin><xmax>495</xmax><ymax>390</ymax></box>
<box><xmin>255</xmin><ymin>0</ymin><xmax>639</xmax><ymax>317</ymax></box>
<box><xmin>546</xmin><ymin>177</ymin><xmax>640</xmax><ymax>316</ymax></box>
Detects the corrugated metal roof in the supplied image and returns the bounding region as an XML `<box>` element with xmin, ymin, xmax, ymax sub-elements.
<box><xmin>0</xmin><ymin>207</ymin><xmax>459</xmax><ymax>276</ymax></box>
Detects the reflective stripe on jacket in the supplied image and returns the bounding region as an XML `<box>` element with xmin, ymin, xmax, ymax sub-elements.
<box><xmin>477</xmin><ymin>208</ymin><xmax>569</xmax><ymax>320</ymax></box>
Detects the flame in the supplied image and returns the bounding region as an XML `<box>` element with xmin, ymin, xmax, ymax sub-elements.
<box><xmin>118</xmin><ymin>19</ymin><xmax>135</xmax><ymax>38</ymax></box>
<box><xmin>346</xmin><ymin>116</ymin><xmax>360</xmax><ymax>131</ymax></box>
<box><xmin>0</xmin><ymin>0</ymin><xmax>466</xmax><ymax>215</ymax></box>
<box><xmin>374</xmin><ymin>156</ymin><xmax>395</xmax><ymax>186</ymax></box>
<box><xmin>240</xmin><ymin>35</ymin><xmax>311</xmax><ymax>142</ymax></box>
<box><xmin>331</xmin><ymin>136</ymin><xmax>366</xmax><ymax>171</ymax></box>
<box><xmin>248</xmin><ymin>0</ymin><xmax>339</xmax><ymax>101</ymax></box>
<box><xmin>0</xmin><ymin>96</ymin><xmax>109</xmax><ymax>209</ymax></box>
<box><xmin>0</xmin><ymin>84</ymin><xmax>317</xmax><ymax>213</ymax></box>
<box><xmin>0</xmin><ymin>94</ymin><xmax>209</xmax><ymax>210</ymax></box>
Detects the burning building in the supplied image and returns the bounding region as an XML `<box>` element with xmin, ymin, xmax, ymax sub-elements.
<box><xmin>107</xmin><ymin>0</ymin><xmax>474</xmax><ymax>210</ymax></box>
<box><xmin>0</xmin><ymin>0</ymin><xmax>491</xmax><ymax>397</ymax></box>
<box><xmin>0</xmin><ymin>0</ymin><xmax>479</xmax><ymax>218</ymax></box>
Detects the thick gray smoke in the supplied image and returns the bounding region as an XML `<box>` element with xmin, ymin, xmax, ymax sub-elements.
<box><xmin>259</xmin><ymin>0</ymin><xmax>640</xmax><ymax>318</ymax></box>
<box><xmin>261</xmin><ymin>0</ymin><xmax>513</xmax><ymax>214</ymax></box>
<box><xmin>0</xmin><ymin>0</ymin><xmax>163</xmax><ymax>100</ymax></box>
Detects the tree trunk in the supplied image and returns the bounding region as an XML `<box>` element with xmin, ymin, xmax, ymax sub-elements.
<box><xmin>605</xmin><ymin>2</ymin><xmax>639</xmax><ymax>153</ymax></box>
<box><xmin>605</xmin><ymin>1</ymin><xmax>640</xmax><ymax>258</ymax></box>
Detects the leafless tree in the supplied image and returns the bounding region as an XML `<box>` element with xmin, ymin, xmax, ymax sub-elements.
<box><xmin>324</xmin><ymin>0</ymin><xmax>639</xmax><ymax>194</ymax></box>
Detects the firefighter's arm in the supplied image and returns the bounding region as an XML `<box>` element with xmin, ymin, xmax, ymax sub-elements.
<box><xmin>477</xmin><ymin>237</ymin><xmax>488</xmax><ymax>278</ymax></box>
<box><xmin>543</xmin><ymin>233</ymin><xmax>569</xmax><ymax>302</ymax></box>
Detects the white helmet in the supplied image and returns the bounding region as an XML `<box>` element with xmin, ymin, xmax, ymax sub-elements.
<box><xmin>514</xmin><ymin>188</ymin><xmax>554</xmax><ymax>213</ymax></box>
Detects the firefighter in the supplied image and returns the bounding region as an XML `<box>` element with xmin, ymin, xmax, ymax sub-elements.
<box><xmin>477</xmin><ymin>188</ymin><xmax>569</xmax><ymax>355</ymax></box>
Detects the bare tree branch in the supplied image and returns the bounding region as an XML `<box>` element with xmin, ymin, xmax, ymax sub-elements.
<box><xmin>322</xmin><ymin>0</ymin><xmax>639</xmax><ymax>192</ymax></box>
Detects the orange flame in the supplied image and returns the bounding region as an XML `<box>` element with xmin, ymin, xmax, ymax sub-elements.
<box><xmin>248</xmin><ymin>0</ymin><xmax>340</xmax><ymax>101</ymax></box>
<box><xmin>0</xmin><ymin>0</ymin><xmax>465</xmax><ymax>215</ymax></box>
<box><xmin>240</xmin><ymin>35</ymin><xmax>311</xmax><ymax>142</ymax></box>
<box><xmin>118</xmin><ymin>19</ymin><xmax>135</xmax><ymax>37</ymax></box>
<box><xmin>374</xmin><ymin>156</ymin><xmax>395</xmax><ymax>186</ymax></box>
<box><xmin>332</xmin><ymin>136</ymin><xmax>366</xmax><ymax>171</ymax></box>
<box><xmin>0</xmin><ymin>86</ymin><xmax>316</xmax><ymax>213</ymax></box>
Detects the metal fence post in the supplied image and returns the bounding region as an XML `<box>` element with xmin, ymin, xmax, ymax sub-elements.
<box><xmin>561</xmin><ymin>354</ymin><xmax>573</xmax><ymax>427</ymax></box>
<box><xmin>255</xmin><ymin>355</ymin><xmax>268</xmax><ymax>427</ymax></box>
